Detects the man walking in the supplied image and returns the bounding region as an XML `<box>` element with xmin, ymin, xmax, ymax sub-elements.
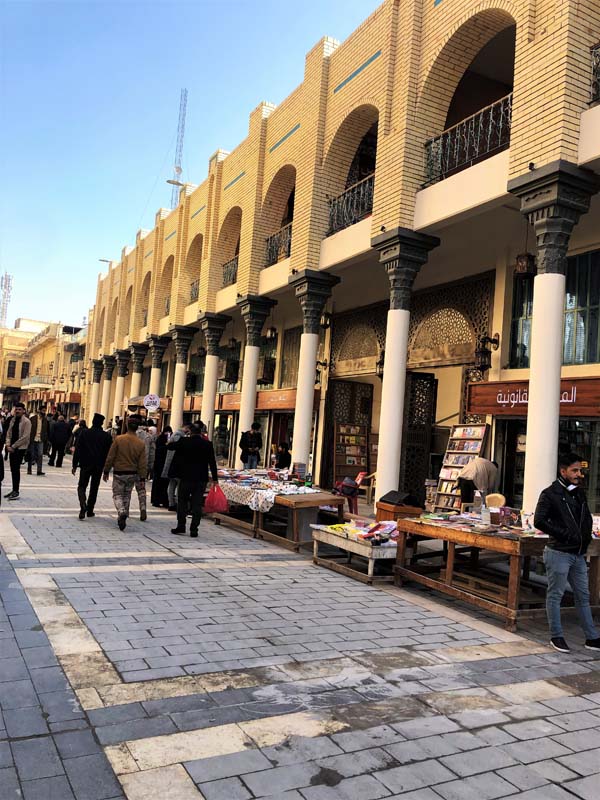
<box><xmin>28</xmin><ymin>407</ymin><xmax>48</xmax><ymax>476</ymax></box>
<box><xmin>72</xmin><ymin>413</ymin><xmax>112</xmax><ymax>519</ymax></box>
<box><xmin>168</xmin><ymin>422</ymin><xmax>218</xmax><ymax>538</ymax></box>
<box><xmin>162</xmin><ymin>423</ymin><xmax>191</xmax><ymax>511</ymax></box>
<box><xmin>534</xmin><ymin>452</ymin><xmax>600</xmax><ymax>653</ymax></box>
<box><xmin>103</xmin><ymin>418</ymin><xmax>147</xmax><ymax>530</ymax></box>
<box><xmin>4</xmin><ymin>403</ymin><xmax>32</xmax><ymax>501</ymax></box>
<box><xmin>48</xmin><ymin>414</ymin><xmax>71</xmax><ymax>468</ymax></box>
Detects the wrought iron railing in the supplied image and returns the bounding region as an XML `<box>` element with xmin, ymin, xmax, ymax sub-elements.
<box><xmin>265</xmin><ymin>222</ymin><xmax>293</xmax><ymax>266</ymax></box>
<box><xmin>164</xmin><ymin>296</ymin><xmax>171</xmax><ymax>316</ymax></box>
<box><xmin>424</xmin><ymin>93</ymin><xmax>513</xmax><ymax>187</ymax></box>
<box><xmin>21</xmin><ymin>375</ymin><xmax>53</xmax><ymax>387</ymax></box>
<box><xmin>222</xmin><ymin>256</ymin><xmax>238</xmax><ymax>287</ymax></box>
<box><xmin>190</xmin><ymin>279</ymin><xmax>199</xmax><ymax>302</ymax></box>
<box><xmin>327</xmin><ymin>173</ymin><xmax>374</xmax><ymax>236</ymax></box>
<box><xmin>591</xmin><ymin>44</ymin><xmax>600</xmax><ymax>104</ymax></box>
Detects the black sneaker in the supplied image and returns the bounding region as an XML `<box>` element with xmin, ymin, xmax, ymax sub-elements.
<box><xmin>140</xmin><ymin>510</ymin><xmax>147</xmax><ymax>522</ymax></box>
<box><xmin>190</xmin><ymin>529</ymin><xmax>198</xmax><ymax>538</ymax></box>
<box><xmin>7</xmin><ymin>492</ymin><xmax>19</xmax><ymax>501</ymax></box>
<box><xmin>170</xmin><ymin>527</ymin><xmax>186</xmax><ymax>535</ymax></box>
<box><xmin>27</xmin><ymin>469</ymin><xmax>32</xmax><ymax>475</ymax></box>
<box><xmin>585</xmin><ymin>638</ymin><xmax>600</xmax><ymax>651</ymax></box>
<box><xmin>78</xmin><ymin>509</ymin><xmax>86</xmax><ymax>520</ymax></box>
<box><xmin>37</xmin><ymin>472</ymin><xmax>45</xmax><ymax>476</ymax></box>
<box><xmin>550</xmin><ymin>637</ymin><xmax>570</xmax><ymax>653</ymax></box>
<box><xmin>4</xmin><ymin>491</ymin><xmax>15</xmax><ymax>498</ymax></box>
<box><xmin>118</xmin><ymin>514</ymin><xmax>127</xmax><ymax>531</ymax></box>
<box><xmin>87</xmin><ymin>511</ymin><xmax>95</xmax><ymax>518</ymax></box>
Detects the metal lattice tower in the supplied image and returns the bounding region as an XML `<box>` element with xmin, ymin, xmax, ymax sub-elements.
<box><xmin>171</xmin><ymin>88</ymin><xmax>188</xmax><ymax>209</ymax></box>
<box><xmin>0</xmin><ymin>273</ymin><xmax>13</xmax><ymax>329</ymax></box>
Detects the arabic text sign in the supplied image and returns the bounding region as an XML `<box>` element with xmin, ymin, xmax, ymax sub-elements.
<box><xmin>143</xmin><ymin>393</ymin><xmax>161</xmax><ymax>412</ymax></box>
<box><xmin>467</xmin><ymin>378</ymin><xmax>600</xmax><ymax>417</ymax></box>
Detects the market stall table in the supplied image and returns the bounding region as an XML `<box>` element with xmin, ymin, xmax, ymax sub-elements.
<box><xmin>312</xmin><ymin>527</ymin><xmax>397</xmax><ymax>584</ymax></box>
<box><xmin>395</xmin><ymin>517</ymin><xmax>600</xmax><ymax>630</ymax></box>
<box><xmin>213</xmin><ymin>480</ymin><xmax>344</xmax><ymax>551</ymax></box>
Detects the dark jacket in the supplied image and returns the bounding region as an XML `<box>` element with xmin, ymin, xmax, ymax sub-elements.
<box><xmin>50</xmin><ymin>420</ymin><xmax>72</xmax><ymax>447</ymax></box>
<box><xmin>239</xmin><ymin>430</ymin><xmax>262</xmax><ymax>464</ymax></box>
<box><xmin>167</xmin><ymin>435</ymin><xmax>218</xmax><ymax>483</ymax></box>
<box><xmin>73</xmin><ymin>425</ymin><xmax>113</xmax><ymax>471</ymax></box>
<box><xmin>276</xmin><ymin>450</ymin><xmax>292</xmax><ymax>469</ymax></box>
<box><xmin>29</xmin><ymin>414</ymin><xmax>49</xmax><ymax>445</ymax></box>
<box><xmin>534</xmin><ymin>479</ymin><xmax>593</xmax><ymax>555</ymax></box>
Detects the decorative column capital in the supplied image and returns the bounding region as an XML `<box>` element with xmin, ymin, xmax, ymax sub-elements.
<box><xmin>146</xmin><ymin>335</ymin><xmax>171</xmax><ymax>369</ymax></box>
<box><xmin>288</xmin><ymin>270</ymin><xmax>340</xmax><ymax>334</ymax></box>
<box><xmin>372</xmin><ymin>227</ymin><xmax>440</xmax><ymax>311</ymax></box>
<box><xmin>91</xmin><ymin>359</ymin><xmax>104</xmax><ymax>384</ymax></box>
<box><xmin>129</xmin><ymin>342</ymin><xmax>149</xmax><ymax>374</ymax></box>
<box><xmin>102</xmin><ymin>355</ymin><xmax>116</xmax><ymax>381</ymax></box>
<box><xmin>170</xmin><ymin>325</ymin><xmax>197</xmax><ymax>365</ymax></box>
<box><xmin>198</xmin><ymin>312</ymin><xmax>231</xmax><ymax>356</ymax></box>
<box><xmin>236</xmin><ymin>295</ymin><xmax>277</xmax><ymax>347</ymax></box>
<box><xmin>508</xmin><ymin>160</ymin><xmax>600</xmax><ymax>275</ymax></box>
<box><xmin>113</xmin><ymin>349</ymin><xmax>130</xmax><ymax>379</ymax></box>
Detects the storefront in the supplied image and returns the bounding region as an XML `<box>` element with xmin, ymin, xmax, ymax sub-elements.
<box><xmin>467</xmin><ymin>377</ymin><xmax>600</xmax><ymax>511</ymax></box>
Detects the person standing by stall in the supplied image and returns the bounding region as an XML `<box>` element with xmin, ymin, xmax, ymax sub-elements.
<box><xmin>534</xmin><ymin>452</ymin><xmax>600</xmax><ymax>653</ymax></box>
<box><xmin>168</xmin><ymin>422</ymin><xmax>218</xmax><ymax>538</ymax></box>
<box><xmin>239</xmin><ymin>422</ymin><xmax>262</xmax><ymax>469</ymax></box>
<box><xmin>456</xmin><ymin>456</ymin><xmax>498</xmax><ymax>505</ymax></box>
<box><xmin>103</xmin><ymin>418</ymin><xmax>147</xmax><ymax>530</ymax></box>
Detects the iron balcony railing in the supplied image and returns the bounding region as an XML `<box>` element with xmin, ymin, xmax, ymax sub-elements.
<box><xmin>190</xmin><ymin>279</ymin><xmax>199</xmax><ymax>302</ymax></box>
<box><xmin>327</xmin><ymin>173</ymin><xmax>374</xmax><ymax>236</ymax></box>
<box><xmin>591</xmin><ymin>44</ymin><xmax>600</xmax><ymax>104</ymax></box>
<box><xmin>424</xmin><ymin>93</ymin><xmax>513</xmax><ymax>187</ymax></box>
<box><xmin>222</xmin><ymin>255</ymin><xmax>238</xmax><ymax>287</ymax></box>
<box><xmin>22</xmin><ymin>375</ymin><xmax>53</xmax><ymax>387</ymax></box>
<box><xmin>164</xmin><ymin>296</ymin><xmax>171</xmax><ymax>316</ymax></box>
<box><xmin>265</xmin><ymin>222</ymin><xmax>293</xmax><ymax>267</ymax></box>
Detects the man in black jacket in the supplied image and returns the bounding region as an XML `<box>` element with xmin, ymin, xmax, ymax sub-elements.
<box><xmin>167</xmin><ymin>422</ymin><xmax>218</xmax><ymax>537</ymax></box>
<box><xmin>534</xmin><ymin>452</ymin><xmax>600</xmax><ymax>653</ymax></box>
<box><xmin>48</xmin><ymin>415</ymin><xmax>71</xmax><ymax>467</ymax></box>
<box><xmin>72</xmin><ymin>413</ymin><xmax>113</xmax><ymax>519</ymax></box>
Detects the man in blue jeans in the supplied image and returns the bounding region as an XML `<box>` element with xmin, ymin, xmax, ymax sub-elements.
<box><xmin>534</xmin><ymin>452</ymin><xmax>600</xmax><ymax>653</ymax></box>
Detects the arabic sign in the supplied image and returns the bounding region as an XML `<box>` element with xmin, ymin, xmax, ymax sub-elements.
<box><xmin>143</xmin><ymin>393</ymin><xmax>161</xmax><ymax>412</ymax></box>
<box><xmin>467</xmin><ymin>378</ymin><xmax>600</xmax><ymax>417</ymax></box>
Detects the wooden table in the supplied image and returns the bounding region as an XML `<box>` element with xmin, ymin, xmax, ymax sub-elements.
<box><xmin>214</xmin><ymin>490</ymin><xmax>344</xmax><ymax>552</ymax></box>
<box><xmin>312</xmin><ymin>528</ymin><xmax>397</xmax><ymax>584</ymax></box>
<box><xmin>395</xmin><ymin>518</ymin><xmax>600</xmax><ymax>630</ymax></box>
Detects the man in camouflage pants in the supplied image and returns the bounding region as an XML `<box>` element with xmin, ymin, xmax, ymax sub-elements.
<box><xmin>103</xmin><ymin>418</ymin><xmax>147</xmax><ymax>530</ymax></box>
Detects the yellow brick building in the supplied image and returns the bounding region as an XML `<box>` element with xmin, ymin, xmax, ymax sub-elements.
<box><xmin>86</xmin><ymin>0</ymin><xmax>600</xmax><ymax>512</ymax></box>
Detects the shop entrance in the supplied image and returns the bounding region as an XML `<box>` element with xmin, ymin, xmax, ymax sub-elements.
<box><xmin>321</xmin><ymin>379</ymin><xmax>374</xmax><ymax>489</ymax></box>
<box><xmin>213</xmin><ymin>411</ymin><xmax>238</xmax><ymax>466</ymax></box>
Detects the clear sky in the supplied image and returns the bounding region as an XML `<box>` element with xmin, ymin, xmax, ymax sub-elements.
<box><xmin>0</xmin><ymin>0</ymin><xmax>381</xmax><ymax>328</ymax></box>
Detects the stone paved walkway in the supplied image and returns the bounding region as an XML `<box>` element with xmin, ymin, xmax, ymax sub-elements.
<box><xmin>1</xmin><ymin>462</ymin><xmax>600</xmax><ymax>799</ymax></box>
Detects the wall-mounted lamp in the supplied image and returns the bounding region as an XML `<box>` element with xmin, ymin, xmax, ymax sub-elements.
<box><xmin>228</xmin><ymin>337</ymin><xmax>238</xmax><ymax>350</ymax></box>
<box><xmin>474</xmin><ymin>334</ymin><xmax>500</xmax><ymax>373</ymax></box>
<box><xmin>375</xmin><ymin>349</ymin><xmax>385</xmax><ymax>380</ymax></box>
<box><xmin>265</xmin><ymin>326</ymin><xmax>277</xmax><ymax>341</ymax></box>
<box><xmin>197</xmin><ymin>345</ymin><xmax>207</xmax><ymax>358</ymax></box>
<box><xmin>320</xmin><ymin>312</ymin><xmax>332</xmax><ymax>330</ymax></box>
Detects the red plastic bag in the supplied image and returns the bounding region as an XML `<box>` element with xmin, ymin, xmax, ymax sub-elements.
<box><xmin>204</xmin><ymin>484</ymin><xmax>229</xmax><ymax>514</ymax></box>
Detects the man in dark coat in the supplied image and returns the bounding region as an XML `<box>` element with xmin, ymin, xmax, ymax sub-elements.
<box><xmin>72</xmin><ymin>413</ymin><xmax>113</xmax><ymax>519</ymax></box>
<box><xmin>239</xmin><ymin>421</ymin><xmax>262</xmax><ymax>469</ymax></box>
<box><xmin>28</xmin><ymin>407</ymin><xmax>49</xmax><ymax>476</ymax></box>
<box><xmin>48</xmin><ymin>415</ymin><xmax>71</xmax><ymax>468</ymax></box>
<box><xmin>167</xmin><ymin>422</ymin><xmax>218</xmax><ymax>537</ymax></box>
<box><xmin>534</xmin><ymin>452</ymin><xmax>600</xmax><ymax>653</ymax></box>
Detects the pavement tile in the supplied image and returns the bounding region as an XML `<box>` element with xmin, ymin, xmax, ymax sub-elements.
<box><xmin>197</xmin><ymin>776</ymin><xmax>252</xmax><ymax>799</ymax></box>
<box><xmin>557</xmin><ymin>747</ymin><xmax>600</xmax><ymax>776</ymax></box>
<box><xmin>11</xmin><ymin>736</ymin><xmax>64</xmax><ymax>781</ymax></box>
<box><xmin>299</xmin><ymin>774</ymin><xmax>391</xmax><ymax>800</ymax></box>
<box><xmin>54</xmin><ymin>729</ymin><xmax>103</xmax><ymax>759</ymax></box>
<box><xmin>0</xmin><ymin>766</ymin><xmax>21</xmax><ymax>798</ymax></box>
<box><xmin>3</xmin><ymin>706</ymin><xmax>49</xmax><ymax>737</ymax></box>
<box><xmin>21</xmin><ymin>774</ymin><xmax>77</xmax><ymax>800</ymax></box>
<box><xmin>185</xmin><ymin>748</ymin><xmax>272</xmax><ymax>782</ymax></box>
<box><xmin>375</xmin><ymin>759</ymin><xmax>456</xmax><ymax>793</ymax></box>
<box><xmin>440</xmin><ymin>746</ymin><xmax>517</xmax><ymax>777</ymax></box>
<box><xmin>63</xmin><ymin>753</ymin><xmax>123</xmax><ymax>800</ymax></box>
<box><xmin>434</xmin><ymin>772</ymin><xmax>519</xmax><ymax>800</ymax></box>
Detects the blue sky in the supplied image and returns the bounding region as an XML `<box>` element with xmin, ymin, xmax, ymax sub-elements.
<box><xmin>0</xmin><ymin>0</ymin><xmax>380</xmax><ymax>327</ymax></box>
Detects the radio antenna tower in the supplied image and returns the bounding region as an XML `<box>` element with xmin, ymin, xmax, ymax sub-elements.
<box><xmin>171</xmin><ymin>88</ymin><xmax>188</xmax><ymax>209</ymax></box>
<box><xmin>0</xmin><ymin>273</ymin><xmax>13</xmax><ymax>328</ymax></box>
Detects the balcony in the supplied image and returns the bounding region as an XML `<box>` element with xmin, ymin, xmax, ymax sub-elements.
<box><xmin>222</xmin><ymin>256</ymin><xmax>238</xmax><ymax>287</ymax></box>
<box><xmin>424</xmin><ymin>93</ymin><xmax>513</xmax><ymax>187</ymax></box>
<box><xmin>190</xmin><ymin>279</ymin><xmax>199</xmax><ymax>302</ymax></box>
<box><xmin>265</xmin><ymin>222</ymin><xmax>292</xmax><ymax>267</ymax></box>
<box><xmin>22</xmin><ymin>375</ymin><xmax>53</xmax><ymax>388</ymax></box>
<box><xmin>592</xmin><ymin>44</ymin><xmax>600</xmax><ymax>104</ymax></box>
<box><xmin>327</xmin><ymin>174</ymin><xmax>374</xmax><ymax>236</ymax></box>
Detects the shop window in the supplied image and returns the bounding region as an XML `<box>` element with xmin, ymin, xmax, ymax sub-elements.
<box><xmin>21</xmin><ymin>362</ymin><xmax>30</xmax><ymax>379</ymax></box>
<box><xmin>159</xmin><ymin>362</ymin><xmax>168</xmax><ymax>397</ymax></box>
<box><xmin>188</xmin><ymin>353</ymin><xmax>205</xmax><ymax>395</ymax></box>
<box><xmin>279</xmin><ymin>327</ymin><xmax>302</xmax><ymax>388</ymax></box>
<box><xmin>509</xmin><ymin>249</ymin><xmax>600</xmax><ymax>367</ymax></box>
<box><xmin>7</xmin><ymin>360</ymin><xmax>16</xmax><ymax>379</ymax></box>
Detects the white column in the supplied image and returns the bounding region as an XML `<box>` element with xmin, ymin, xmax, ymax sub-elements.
<box><xmin>149</xmin><ymin>367</ymin><xmax>161</xmax><ymax>397</ymax></box>
<box><xmin>129</xmin><ymin>371</ymin><xmax>142</xmax><ymax>399</ymax></box>
<box><xmin>88</xmin><ymin>382</ymin><xmax>101</xmax><ymax>423</ymax></box>
<box><xmin>201</xmin><ymin>354</ymin><xmax>219</xmax><ymax>439</ymax></box>
<box><xmin>99</xmin><ymin>378</ymin><xmax>112</xmax><ymax>425</ymax></box>
<box><xmin>291</xmin><ymin>332</ymin><xmax>319</xmax><ymax>468</ymax></box>
<box><xmin>112</xmin><ymin>374</ymin><xmax>126</xmax><ymax>422</ymax></box>
<box><xmin>236</xmin><ymin>345</ymin><xmax>260</xmax><ymax>468</ymax></box>
<box><xmin>170</xmin><ymin>362</ymin><xmax>187</xmax><ymax>432</ymax></box>
<box><xmin>375</xmin><ymin>308</ymin><xmax>411</xmax><ymax>501</ymax></box>
<box><xmin>522</xmin><ymin>272</ymin><xmax>565</xmax><ymax>512</ymax></box>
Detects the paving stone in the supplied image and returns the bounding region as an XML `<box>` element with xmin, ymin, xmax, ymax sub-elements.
<box><xmin>551</xmin><ymin>711</ymin><xmax>600</xmax><ymax>731</ymax></box>
<box><xmin>331</xmin><ymin>725</ymin><xmax>405</xmax><ymax>753</ymax></box>
<box><xmin>440</xmin><ymin>746</ymin><xmax>518</xmax><ymax>777</ymax></box>
<box><xmin>557</xmin><ymin>747</ymin><xmax>600</xmax><ymax>776</ymax></box>
<box><xmin>502</xmin><ymin>718</ymin><xmax>564</xmax><ymax>739</ymax></box>
<box><xmin>496</xmin><ymin>764</ymin><xmax>549</xmax><ymax>790</ymax></box>
<box><xmin>22</xmin><ymin>774</ymin><xmax>77</xmax><ymax>800</ymax></box>
<box><xmin>262</xmin><ymin>735</ymin><xmax>344</xmax><ymax>766</ymax></box>
<box><xmin>185</xmin><ymin>748</ymin><xmax>273</xmax><ymax>782</ymax></box>
<box><xmin>197</xmin><ymin>776</ymin><xmax>252</xmax><ymax>800</ymax></box>
<box><xmin>434</xmin><ymin>771</ymin><xmax>519</xmax><ymax>800</ymax></box>
<box><xmin>500</xmin><ymin>738</ymin><xmax>572</xmax><ymax>764</ymax></box>
<box><xmin>300</xmin><ymin>773</ymin><xmax>391</xmax><ymax>800</ymax></box>
<box><xmin>551</xmin><ymin>727</ymin><xmax>600</xmax><ymax>751</ymax></box>
<box><xmin>54</xmin><ymin>729</ymin><xmax>103</xmax><ymax>759</ymax></box>
<box><xmin>0</xmin><ymin>740</ymin><xmax>13</xmax><ymax>769</ymax></box>
<box><xmin>375</xmin><ymin>759</ymin><xmax>456</xmax><ymax>793</ymax></box>
<box><xmin>63</xmin><ymin>753</ymin><xmax>123</xmax><ymax>800</ymax></box>
<box><xmin>87</xmin><ymin>702</ymin><xmax>147</xmax><ymax>726</ymax></box>
<box><xmin>0</xmin><ymin>656</ymin><xmax>30</xmax><ymax>683</ymax></box>
<box><xmin>11</xmin><ymin>736</ymin><xmax>64</xmax><ymax>781</ymax></box>
<box><xmin>392</xmin><ymin>716</ymin><xmax>459</xmax><ymax>739</ymax></box>
<box><xmin>563</xmin><ymin>775</ymin><xmax>600</xmax><ymax>799</ymax></box>
<box><xmin>3</xmin><ymin>706</ymin><xmax>49</xmax><ymax>737</ymax></box>
<box><xmin>529</xmin><ymin>759</ymin><xmax>580</xmax><ymax>783</ymax></box>
<box><xmin>0</xmin><ymin>766</ymin><xmax>21</xmax><ymax>798</ymax></box>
